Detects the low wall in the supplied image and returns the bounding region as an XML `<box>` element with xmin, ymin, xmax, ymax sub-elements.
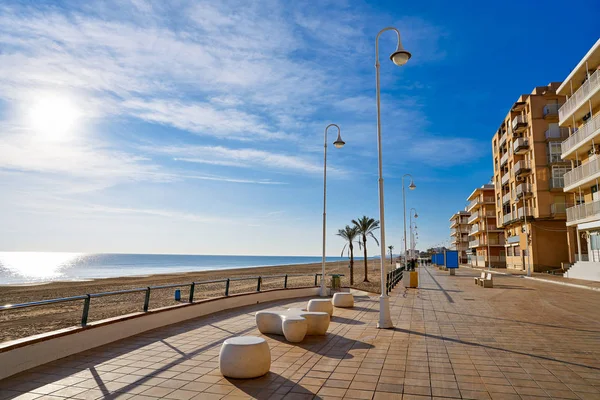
<box><xmin>0</xmin><ymin>286</ymin><xmax>320</xmax><ymax>381</ymax></box>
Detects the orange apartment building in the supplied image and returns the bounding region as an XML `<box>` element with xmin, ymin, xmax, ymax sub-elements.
<box><xmin>492</xmin><ymin>82</ymin><xmax>570</xmax><ymax>273</ymax></box>
<box><xmin>558</xmin><ymin>38</ymin><xmax>600</xmax><ymax>282</ymax></box>
<box><xmin>449</xmin><ymin>210</ymin><xmax>470</xmax><ymax>264</ymax></box>
<box><xmin>466</xmin><ymin>184</ymin><xmax>506</xmax><ymax>268</ymax></box>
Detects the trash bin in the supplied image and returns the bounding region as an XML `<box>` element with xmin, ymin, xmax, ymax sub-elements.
<box><xmin>174</xmin><ymin>289</ymin><xmax>181</xmax><ymax>301</ymax></box>
<box><xmin>330</xmin><ymin>274</ymin><xmax>341</xmax><ymax>291</ymax></box>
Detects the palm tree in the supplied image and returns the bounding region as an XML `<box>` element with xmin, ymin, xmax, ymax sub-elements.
<box><xmin>337</xmin><ymin>225</ymin><xmax>359</xmax><ymax>285</ymax></box>
<box><xmin>352</xmin><ymin>216</ymin><xmax>380</xmax><ymax>282</ymax></box>
<box><xmin>388</xmin><ymin>245</ymin><xmax>394</xmax><ymax>265</ymax></box>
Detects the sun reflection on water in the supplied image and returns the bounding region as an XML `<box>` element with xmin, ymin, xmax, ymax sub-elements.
<box><xmin>0</xmin><ymin>252</ymin><xmax>84</xmax><ymax>283</ymax></box>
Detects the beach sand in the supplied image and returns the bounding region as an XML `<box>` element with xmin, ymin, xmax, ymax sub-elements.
<box><xmin>0</xmin><ymin>259</ymin><xmax>391</xmax><ymax>342</ymax></box>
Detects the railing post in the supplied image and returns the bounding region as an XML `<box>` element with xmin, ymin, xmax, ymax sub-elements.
<box><xmin>143</xmin><ymin>287</ymin><xmax>151</xmax><ymax>312</ymax></box>
<box><xmin>257</xmin><ymin>276</ymin><xmax>262</xmax><ymax>292</ymax></box>
<box><xmin>225</xmin><ymin>278</ymin><xmax>230</xmax><ymax>296</ymax></box>
<box><xmin>81</xmin><ymin>294</ymin><xmax>91</xmax><ymax>327</ymax></box>
<box><xmin>314</xmin><ymin>273</ymin><xmax>318</xmax><ymax>286</ymax></box>
<box><xmin>189</xmin><ymin>282</ymin><xmax>195</xmax><ymax>303</ymax></box>
<box><xmin>284</xmin><ymin>274</ymin><xmax>288</xmax><ymax>289</ymax></box>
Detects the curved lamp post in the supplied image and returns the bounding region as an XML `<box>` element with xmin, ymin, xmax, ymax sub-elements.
<box><xmin>321</xmin><ymin>123</ymin><xmax>345</xmax><ymax>296</ymax></box>
<box><xmin>402</xmin><ymin>174</ymin><xmax>416</xmax><ymax>271</ymax></box>
<box><xmin>375</xmin><ymin>27</ymin><xmax>411</xmax><ymax>329</ymax></box>
<box><xmin>409</xmin><ymin>208</ymin><xmax>418</xmax><ymax>264</ymax></box>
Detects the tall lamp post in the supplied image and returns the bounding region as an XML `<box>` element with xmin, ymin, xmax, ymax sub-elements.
<box><xmin>321</xmin><ymin>124</ymin><xmax>345</xmax><ymax>296</ymax></box>
<box><xmin>409</xmin><ymin>208</ymin><xmax>418</xmax><ymax>263</ymax></box>
<box><xmin>375</xmin><ymin>27</ymin><xmax>411</xmax><ymax>329</ymax></box>
<box><xmin>402</xmin><ymin>174</ymin><xmax>417</xmax><ymax>270</ymax></box>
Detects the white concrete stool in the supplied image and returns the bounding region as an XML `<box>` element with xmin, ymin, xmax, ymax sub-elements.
<box><xmin>332</xmin><ymin>292</ymin><xmax>354</xmax><ymax>308</ymax></box>
<box><xmin>281</xmin><ymin>315</ymin><xmax>308</xmax><ymax>343</ymax></box>
<box><xmin>307</xmin><ymin>299</ymin><xmax>333</xmax><ymax>316</ymax></box>
<box><xmin>219</xmin><ymin>336</ymin><xmax>270</xmax><ymax>379</ymax></box>
<box><xmin>256</xmin><ymin>308</ymin><xmax>330</xmax><ymax>342</ymax></box>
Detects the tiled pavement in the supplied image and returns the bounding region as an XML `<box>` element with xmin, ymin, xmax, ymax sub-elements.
<box><xmin>1</xmin><ymin>266</ymin><xmax>599</xmax><ymax>400</ymax></box>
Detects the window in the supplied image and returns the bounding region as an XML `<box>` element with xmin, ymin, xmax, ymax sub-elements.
<box><xmin>548</xmin><ymin>142</ymin><xmax>562</xmax><ymax>163</ymax></box>
<box><xmin>514</xmin><ymin>246</ymin><xmax>521</xmax><ymax>256</ymax></box>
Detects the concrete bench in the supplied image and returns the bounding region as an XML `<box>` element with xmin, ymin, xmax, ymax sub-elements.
<box><xmin>307</xmin><ymin>298</ymin><xmax>334</xmax><ymax>316</ymax></box>
<box><xmin>219</xmin><ymin>336</ymin><xmax>270</xmax><ymax>379</ymax></box>
<box><xmin>332</xmin><ymin>292</ymin><xmax>354</xmax><ymax>308</ymax></box>
<box><xmin>475</xmin><ymin>272</ymin><xmax>485</xmax><ymax>285</ymax></box>
<box><xmin>255</xmin><ymin>308</ymin><xmax>330</xmax><ymax>342</ymax></box>
<box><xmin>479</xmin><ymin>273</ymin><xmax>493</xmax><ymax>288</ymax></box>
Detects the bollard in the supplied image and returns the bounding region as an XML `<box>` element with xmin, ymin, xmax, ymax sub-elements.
<box><xmin>189</xmin><ymin>282</ymin><xmax>195</xmax><ymax>303</ymax></box>
<box><xmin>143</xmin><ymin>287</ymin><xmax>151</xmax><ymax>312</ymax></box>
<box><xmin>257</xmin><ymin>276</ymin><xmax>262</xmax><ymax>292</ymax></box>
<box><xmin>225</xmin><ymin>278</ymin><xmax>230</xmax><ymax>296</ymax></box>
<box><xmin>284</xmin><ymin>274</ymin><xmax>288</xmax><ymax>289</ymax></box>
<box><xmin>81</xmin><ymin>294</ymin><xmax>91</xmax><ymax>327</ymax></box>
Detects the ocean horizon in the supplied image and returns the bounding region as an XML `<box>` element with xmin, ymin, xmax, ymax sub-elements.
<box><xmin>0</xmin><ymin>252</ymin><xmax>370</xmax><ymax>285</ymax></box>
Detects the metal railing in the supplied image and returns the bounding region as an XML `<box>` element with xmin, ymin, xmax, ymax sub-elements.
<box><xmin>501</xmin><ymin>172</ymin><xmax>510</xmax><ymax>185</ymax></box>
<box><xmin>543</xmin><ymin>103</ymin><xmax>561</xmax><ymax>118</ymax></box>
<box><xmin>564</xmin><ymin>156</ymin><xmax>600</xmax><ymax>189</ymax></box>
<box><xmin>513</xmin><ymin>138</ymin><xmax>529</xmax><ymax>153</ymax></box>
<box><xmin>386</xmin><ymin>266</ymin><xmax>404</xmax><ymax>294</ymax></box>
<box><xmin>513</xmin><ymin>159</ymin><xmax>531</xmax><ymax>175</ymax></box>
<box><xmin>512</xmin><ymin>115</ymin><xmax>527</xmax><ymax>131</ymax></box>
<box><xmin>545</xmin><ymin>126</ymin><xmax>568</xmax><ymax>140</ymax></box>
<box><xmin>0</xmin><ymin>273</ymin><xmax>335</xmax><ymax>327</ymax></box>
<box><xmin>567</xmin><ymin>199</ymin><xmax>600</xmax><ymax>224</ymax></box>
<box><xmin>502</xmin><ymin>192</ymin><xmax>511</xmax><ymax>204</ymax></box>
<box><xmin>469</xmin><ymin>239</ymin><xmax>480</xmax><ymax>248</ymax></box>
<box><xmin>516</xmin><ymin>183</ymin><xmax>532</xmax><ymax>197</ymax></box>
<box><xmin>561</xmin><ymin>112</ymin><xmax>600</xmax><ymax>156</ymax></box>
<box><xmin>559</xmin><ymin>69</ymin><xmax>600</xmax><ymax>123</ymax></box>
<box><xmin>468</xmin><ymin>212</ymin><xmax>479</xmax><ymax>224</ymax></box>
<box><xmin>500</xmin><ymin>152</ymin><xmax>509</xmax><ymax>166</ymax></box>
<box><xmin>470</xmin><ymin>224</ymin><xmax>481</xmax><ymax>235</ymax></box>
<box><xmin>550</xmin><ymin>203</ymin><xmax>570</xmax><ymax>215</ymax></box>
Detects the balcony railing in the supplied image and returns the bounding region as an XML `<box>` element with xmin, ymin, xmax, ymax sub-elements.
<box><xmin>500</xmin><ymin>131</ymin><xmax>508</xmax><ymax>146</ymax></box>
<box><xmin>500</xmin><ymin>151</ymin><xmax>509</xmax><ymax>166</ymax></box>
<box><xmin>468</xmin><ymin>212</ymin><xmax>479</xmax><ymax>224</ymax></box>
<box><xmin>545</xmin><ymin>126</ymin><xmax>569</xmax><ymax>140</ymax></box>
<box><xmin>517</xmin><ymin>207</ymin><xmax>533</xmax><ymax>219</ymax></box>
<box><xmin>550</xmin><ymin>203</ymin><xmax>570</xmax><ymax>215</ymax></box>
<box><xmin>564</xmin><ymin>156</ymin><xmax>600</xmax><ymax>190</ymax></box>
<box><xmin>502</xmin><ymin>192</ymin><xmax>511</xmax><ymax>204</ymax></box>
<box><xmin>549</xmin><ymin>176</ymin><xmax>565</xmax><ymax>190</ymax></box>
<box><xmin>485</xmin><ymin>237</ymin><xmax>505</xmax><ymax>246</ymax></box>
<box><xmin>471</xmin><ymin>225</ymin><xmax>481</xmax><ymax>235</ymax></box>
<box><xmin>516</xmin><ymin>183</ymin><xmax>532</xmax><ymax>198</ymax></box>
<box><xmin>503</xmin><ymin>213</ymin><xmax>513</xmax><ymax>225</ymax></box>
<box><xmin>501</xmin><ymin>172</ymin><xmax>510</xmax><ymax>185</ymax></box>
<box><xmin>513</xmin><ymin>138</ymin><xmax>529</xmax><ymax>154</ymax></box>
<box><xmin>559</xmin><ymin>69</ymin><xmax>600</xmax><ymax>124</ymax></box>
<box><xmin>561</xmin><ymin>112</ymin><xmax>600</xmax><ymax>157</ymax></box>
<box><xmin>512</xmin><ymin>115</ymin><xmax>527</xmax><ymax>132</ymax></box>
<box><xmin>469</xmin><ymin>239</ymin><xmax>480</xmax><ymax>248</ymax></box>
<box><xmin>543</xmin><ymin>103</ymin><xmax>561</xmax><ymax>118</ymax></box>
<box><xmin>513</xmin><ymin>160</ymin><xmax>531</xmax><ymax>175</ymax></box>
<box><xmin>567</xmin><ymin>199</ymin><xmax>600</xmax><ymax>225</ymax></box>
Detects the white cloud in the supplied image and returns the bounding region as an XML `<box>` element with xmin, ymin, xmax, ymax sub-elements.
<box><xmin>407</xmin><ymin>137</ymin><xmax>485</xmax><ymax>167</ymax></box>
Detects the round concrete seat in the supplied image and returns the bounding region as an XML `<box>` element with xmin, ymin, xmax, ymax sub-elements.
<box><xmin>307</xmin><ymin>299</ymin><xmax>333</xmax><ymax>316</ymax></box>
<box><xmin>332</xmin><ymin>292</ymin><xmax>354</xmax><ymax>308</ymax></box>
<box><xmin>298</xmin><ymin>311</ymin><xmax>329</xmax><ymax>335</ymax></box>
<box><xmin>219</xmin><ymin>336</ymin><xmax>270</xmax><ymax>379</ymax></box>
<box><xmin>281</xmin><ymin>315</ymin><xmax>308</xmax><ymax>343</ymax></box>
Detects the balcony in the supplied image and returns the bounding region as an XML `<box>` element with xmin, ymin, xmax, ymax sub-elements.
<box><xmin>501</xmin><ymin>172</ymin><xmax>510</xmax><ymax>185</ymax></box>
<box><xmin>488</xmin><ymin>224</ymin><xmax>502</xmax><ymax>231</ymax></box>
<box><xmin>449</xmin><ymin>220</ymin><xmax>458</xmax><ymax>229</ymax></box>
<box><xmin>512</xmin><ymin>115</ymin><xmax>527</xmax><ymax>133</ymax></box>
<box><xmin>502</xmin><ymin>213</ymin><xmax>514</xmax><ymax>226</ymax></box>
<box><xmin>502</xmin><ymin>192</ymin><xmax>511</xmax><ymax>204</ymax></box>
<box><xmin>550</xmin><ymin>203</ymin><xmax>570</xmax><ymax>215</ymax></box>
<box><xmin>517</xmin><ymin>207</ymin><xmax>533</xmax><ymax>219</ymax></box>
<box><xmin>566</xmin><ymin>199</ymin><xmax>600</xmax><ymax>226</ymax></box>
<box><xmin>559</xmin><ymin>69</ymin><xmax>600</xmax><ymax>124</ymax></box>
<box><xmin>513</xmin><ymin>160</ymin><xmax>531</xmax><ymax>176</ymax></box>
<box><xmin>561</xmin><ymin>113</ymin><xmax>600</xmax><ymax>159</ymax></box>
<box><xmin>549</xmin><ymin>176</ymin><xmax>565</xmax><ymax>190</ymax></box>
<box><xmin>564</xmin><ymin>156</ymin><xmax>600</xmax><ymax>191</ymax></box>
<box><xmin>469</xmin><ymin>239</ymin><xmax>480</xmax><ymax>248</ymax></box>
<box><xmin>513</xmin><ymin>138</ymin><xmax>530</xmax><ymax>154</ymax></box>
<box><xmin>543</xmin><ymin>103</ymin><xmax>561</xmax><ymax>119</ymax></box>
<box><xmin>515</xmin><ymin>183</ymin><xmax>532</xmax><ymax>198</ymax></box>
<box><xmin>499</xmin><ymin>131</ymin><xmax>508</xmax><ymax>146</ymax></box>
<box><xmin>470</xmin><ymin>224</ymin><xmax>481</xmax><ymax>235</ymax></box>
<box><xmin>545</xmin><ymin>126</ymin><xmax>569</xmax><ymax>140</ymax></box>
<box><xmin>500</xmin><ymin>151</ymin><xmax>509</xmax><ymax>166</ymax></box>
<box><xmin>485</xmin><ymin>237</ymin><xmax>506</xmax><ymax>246</ymax></box>
<box><xmin>468</xmin><ymin>212</ymin><xmax>479</xmax><ymax>224</ymax></box>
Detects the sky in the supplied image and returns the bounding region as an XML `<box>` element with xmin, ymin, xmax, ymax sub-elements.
<box><xmin>0</xmin><ymin>0</ymin><xmax>599</xmax><ymax>256</ymax></box>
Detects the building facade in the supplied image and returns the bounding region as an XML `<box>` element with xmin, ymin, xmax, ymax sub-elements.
<box><xmin>449</xmin><ymin>211</ymin><xmax>470</xmax><ymax>264</ymax></box>
<box><xmin>492</xmin><ymin>82</ymin><xmax>570</xmax><ymax>272</ymax></box>
<box><xmin>559</xmin><ymin>39</ymin><xmax>600</xmax><ymax>282</ymax></box>
<box><xmin>467</xmin><ymin>184</ymin><xmax>506</xmax><ymax>268</ymax></box>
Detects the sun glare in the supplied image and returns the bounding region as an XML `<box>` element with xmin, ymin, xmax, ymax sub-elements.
<box><xmin>28</xmin><ymin>94</ymin><xmax>81</xmax><ymax>140</ymax></box>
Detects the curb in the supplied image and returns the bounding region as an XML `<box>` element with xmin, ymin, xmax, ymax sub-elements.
<box><xmin>522</xmin><ymin>276</ymin><xmax>600</xmax><ymax>292</ymax></box>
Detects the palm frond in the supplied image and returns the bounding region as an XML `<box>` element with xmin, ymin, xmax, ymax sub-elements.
<box><xmin>368</xmin><ymin>232</ymin><xmax>380</xmax><ymax>247</ymax></box>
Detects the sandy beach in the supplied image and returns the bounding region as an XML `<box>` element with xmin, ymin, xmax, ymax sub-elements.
<box><xmin>0</xmin><ymin>259</ymin><xmax>388</xmax><ymax>342</ymax></box>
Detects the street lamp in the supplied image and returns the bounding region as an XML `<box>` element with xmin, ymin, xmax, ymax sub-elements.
<box><xmin>321</xmin><ymin>123</ymin><xmax>345</xmax><ymax>296</ymax></box>
<box><xmin>402</xmin><ymin>174</ymin><xmax>416</xmax><ymax>271</ymax></box>
<box><xmin>375</xmin><ymin>27</ymin><xmax>411</xmax><ymax>329</ymax></box>
<box><xmin>409</xmin><ymin>208</ymin><xmax>418</xmax><ymax>263</ymax></box>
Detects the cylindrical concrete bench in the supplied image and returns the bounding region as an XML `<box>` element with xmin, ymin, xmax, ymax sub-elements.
<box><xmin>256</xmin><ymin>308</ymin><xmax>330</xmax><ymax>341</ymax></box>
<box><xmin>219</xmin><ymin>336</ymin><xmax>270</xmax><ymax>379</ymax></box>
<box><xmin>281</xmin><ymin>315</ymin><xmax>308</xmax><ymax>343</ymax></box>
<box><xmin>307</xmin><ymin>299</ymin><xmax>333</xmax><ymax>316</ymax></box>
<box><xmin>332</xmin><ymin>292</ymin><xmax>354</xmax><ymax>308</ymax></box>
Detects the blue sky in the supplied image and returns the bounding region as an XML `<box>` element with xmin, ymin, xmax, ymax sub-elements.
<box><xmin>0</xmin><ymin>0</ymin><xmax>598</xmax><ymax>256</ymax></box>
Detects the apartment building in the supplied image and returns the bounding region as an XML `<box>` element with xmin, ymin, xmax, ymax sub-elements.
<box><xmin>558</xmin><ymin>38</ymin><xmax>600</xmax><ymax>282</ymax></box>
<box><xmin>449</xmin><ymin>210</ymin><xmax>470</xmax><ymax>264</ymax></box>
<box><xmin>492</xmin><ymin>82</ymin><xmax>570</xmax><ymax>273</ymax></box>
<box><xmin>467</xmin><ymin>184</ymin><xmax>506</xmax><ymax>268</ymax></box>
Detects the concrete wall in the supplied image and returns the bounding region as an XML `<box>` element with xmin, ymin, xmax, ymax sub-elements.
<box><xmin>0</xmin><ymin>286</ymin><xmax>319</xmax><ymax>381</ymax></box>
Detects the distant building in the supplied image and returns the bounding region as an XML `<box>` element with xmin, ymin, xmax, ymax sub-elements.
<box><xmin>449</xmin><ymin>211</ymin><xmax>470</xmax><ymax>264</ymax></box>
<box><xmin>558</xmin><ymin>38</ymin><xmax>600</xmax><ymax>282</ymax></box>
<box><xmin>492</xmin><ymin>82</ymin><xmax>570</xmax><ymax>272</ymax></box>
<box><xmin>466</xmin><ymin>184</ymin><xmax>506</xmax><ymax>268</ymax></box>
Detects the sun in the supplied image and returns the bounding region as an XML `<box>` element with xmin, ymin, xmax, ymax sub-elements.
<box><xmin>28</xmin><ymin>94</ymin><xmax>81</xmax><ymax>141</ymax></box>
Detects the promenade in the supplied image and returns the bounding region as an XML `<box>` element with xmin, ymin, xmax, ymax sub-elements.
<box><xmin>1</xmin><ymin>265</ymin><xmax>599</xmax><ymax>400</ymax></box>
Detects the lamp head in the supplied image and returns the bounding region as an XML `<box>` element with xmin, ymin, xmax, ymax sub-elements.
<box><xmin>333</xmin><ymin>132</ymin><xmax>345</xmax><ymax>149</ymax></box>
<box><xmin>414</xmin><ymin>213</ymin><xmax>418</xmax><ymax>218</ymax></box>
<box><xmin>409</xmin><ymin>180</ymin><xmax>416</xmax><ymax>190</ymax></box>
<box><xmin>390</xmin><ymin>47</ymin><xmax>411</xmax><ymax>66</ymax></box>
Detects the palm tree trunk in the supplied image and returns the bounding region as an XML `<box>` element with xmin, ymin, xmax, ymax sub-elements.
<box><xmin>349</xmin><ymin>243</ymin><xmax>354</xmax><ymax>286</ymax></box>
<box><xmin>363</xmin><ymin>236</ymin><xmax>369</xmax><ymax>282</ymax></box>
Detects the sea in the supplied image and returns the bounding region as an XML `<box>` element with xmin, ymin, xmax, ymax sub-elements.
<box><xmin>0</xmin><ymin>252</ymin><xmax>353</xmax><ymax>285</ymax></box>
